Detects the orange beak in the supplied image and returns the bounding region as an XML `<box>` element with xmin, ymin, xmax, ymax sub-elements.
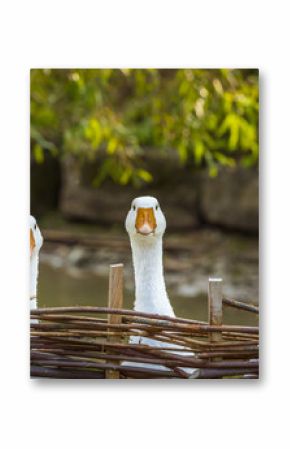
<box><xmin>135</xmin><ymin>207</ymin><xmax>157</xmax><ymax>235</ymax></box>
<box><xmin>30</xmin><ymin>229</ymin><xmax>36</xmax><ymax>256</ymax></box>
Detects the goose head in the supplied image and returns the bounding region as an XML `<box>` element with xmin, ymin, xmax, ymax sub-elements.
<box><xmin>125</xmin><ymin>196</ymin><xmax>166</xmax><ymax>241</ymax></box>
<box><xmin>30</xmin><ymin>215</ymin><xmax>43</xmax><ymax>257</ymax></box>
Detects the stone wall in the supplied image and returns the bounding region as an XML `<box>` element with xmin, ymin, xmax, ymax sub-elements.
<box><xmin>58</xmin><ymin>155</ymin><xmax>258</xmax><ymax>233</ymax></box>
<box><xmin>199</xmin><ymin>167</ymin><xmax>258</xmax><ymax>232</ymax></box>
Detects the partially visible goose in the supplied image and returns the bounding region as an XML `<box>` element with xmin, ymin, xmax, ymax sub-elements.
<box><xmin>125</xmin><ymin>196</ymin><xmax>198</xmax><ymax>377</ymax></box>
<box><xmin>30</xmin><ymin>215</ymin><xmax>43</xmax><ymax>323</ymax></box>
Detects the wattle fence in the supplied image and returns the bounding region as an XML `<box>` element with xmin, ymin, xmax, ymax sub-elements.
<box><xmin>30</xmin><ymin>264</ymin><xmax>259</xmax><ymax>379</ymax></box>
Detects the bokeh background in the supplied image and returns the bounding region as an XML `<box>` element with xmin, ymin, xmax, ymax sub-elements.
<box><xmin>30</xmin><ymin>68</ymin><xmax>258</xmax><ymax>325</ymax></box>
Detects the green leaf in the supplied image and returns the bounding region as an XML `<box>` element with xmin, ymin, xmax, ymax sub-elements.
<box><xmin>209</xmin><ymin>164</ymin><xmax>218</xmax><ymax>177</ymax></box>
<box><xmin>136</xmin><ymin>169</ymin><xmax>153</xmax><ymax>183</ymax></box>
<box><xmin>214</xmin><ymin>152</ymin><xmax>236</xmax><ymax>167</ymax></box>
<box><xmin>228</xmin><ymin>117</ymin><xmax>239</xmax><ymax>150</ymax></box>
<box><xmin>194</xmin><ymin>140</ymin><xmax>205</xmax><ymax>165</ymax></box>
<box><xmin>33</xmin><ymin>144</ymin><xmax>44</xmax><ymax>163</ymax></box>
<box><xmin>177</xmin><ymin>142</ymin><xmax>187</xmax><ymax>164</ymax></box>
<box><xmin>107</xmin><ymin>137</ymin><xmax>118</xmax><ymax>154</ymax></box>
<box><xmin>84</xmin><ymin>118</ymin><xmax>102</xmax><ymax>149</ymax></box>
<box><xmin>119</xmin><ymin>167</ymin><xmax>132</xmax><ymax>184</ymax></box>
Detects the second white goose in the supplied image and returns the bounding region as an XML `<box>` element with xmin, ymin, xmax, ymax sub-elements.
<box><xmin>30</xmin><ymin>215</ymin><xmax>43</xmax><ymax>323</ymax></box>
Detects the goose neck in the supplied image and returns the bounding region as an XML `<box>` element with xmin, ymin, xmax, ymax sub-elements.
<box><xmin>30</xmin><ymin>253</ymin><xmax>39</xmax><ymax>298</ymax></box>
<box><xmin>130</xmin><ymin>236</ymin><xmax>174</xmax><ymax>316</ymax></box>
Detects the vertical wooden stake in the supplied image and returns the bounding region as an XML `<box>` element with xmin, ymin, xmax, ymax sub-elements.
<box><xmin>105</xmin><ymin>264</ymin><xmax>124</xmax><ymax>379</ymax></box>
<box><xmin>208</xmin><ymin>278</ymin><xmax>223</xmax><ymax>344</ymax></box>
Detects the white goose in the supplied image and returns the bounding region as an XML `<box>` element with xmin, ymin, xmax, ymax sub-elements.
<box><xmin>125</xmin><ymin>196</ymin><xmax>174</xmax><ymax>320</ymax></box>
<box><xmin>30</xmin><ymin>215</ymin><xmax>43</xmax><ymax>323</ymax></box>
<box><xmin>125</xmin><ymin>196</ymin><xmax>198</xmax><ymax>377</ymax></box>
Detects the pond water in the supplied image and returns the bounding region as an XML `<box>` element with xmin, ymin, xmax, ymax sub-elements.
<box><xmin>38</xmin><ymin>263</ymin><xmax>258</xmax><ymax>327</ymax></box>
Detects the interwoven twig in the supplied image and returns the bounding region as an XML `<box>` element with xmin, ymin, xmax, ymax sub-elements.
<box><xmin>30</xmin><ymin>307</ymin><xmax>259</xmax><ymax>379</ymax></box>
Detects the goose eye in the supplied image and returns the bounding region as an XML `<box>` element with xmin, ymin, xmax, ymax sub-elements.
<box><xmin>132</xmin><ymin>205</ymin><xmax>136</xmax><ymax>211</ymax></box>
<box><xmin>155</xmin><ymin>205</ymin><xmax>159</xmax><ymax>210</ymax></box>
<box><xmin>34</xmin><ymin>224</ymin><xmax>37</xmax><ymax>230</ymax></box>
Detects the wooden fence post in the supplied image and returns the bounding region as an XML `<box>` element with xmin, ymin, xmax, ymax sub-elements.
<box><xmin>105</xmin><ymin>263</ymin><xmax>124</xmax><ymax>379</ymax></box>
<box><xmin>208</xmin><ymin>278</ymin><xmax>223</xmax><ymax>344</ymax></box>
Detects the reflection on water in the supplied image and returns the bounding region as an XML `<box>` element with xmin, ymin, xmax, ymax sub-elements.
<box><xmin>38</xmin><ymin>263</ymin><xmax>258</xmax><ymax>327</ymax></box>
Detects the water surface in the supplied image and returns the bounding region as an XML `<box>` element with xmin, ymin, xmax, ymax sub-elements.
<box><xmin>38</xmin><ymin>263</ymin><xmax>258</xmax><ymax>326</ymax></box>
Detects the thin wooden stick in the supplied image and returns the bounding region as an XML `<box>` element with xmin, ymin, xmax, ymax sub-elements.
<box><xmin>223</xmin><ymin>297</ymin><xmax>259</xmax><ymax>314</ymax></box>
<box><xmin>31</xmin><ymin>311</ymin><xmax>259</xmax><ymax>334</ymax></box>
<box><xmin>208</xmin><ymin>278</ymin><xmax>223</xmax><ymax>344</ymax></box>
<box><xmin>106</xmin><ymin>264</ymin><xmax>123</xmax><ymax>379</ymax></box>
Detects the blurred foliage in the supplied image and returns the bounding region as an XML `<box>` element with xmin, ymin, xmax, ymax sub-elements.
<box><xmin>31</xmin><ymin>68</ymin><xmax>258</xmax><ymax>185</ymax></box>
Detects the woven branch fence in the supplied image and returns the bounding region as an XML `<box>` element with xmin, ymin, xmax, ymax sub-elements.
<box><xmin>30</xmin><ymin>264</ymin><xmax>259</xmax><ymax>379</ymax></box>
